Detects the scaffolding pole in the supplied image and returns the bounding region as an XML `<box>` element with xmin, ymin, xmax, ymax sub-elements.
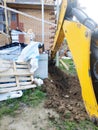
<box><xmin>56</xmin><ymin>0</ymin><xmax>60</xmax><ymax>67</ymax></box>
<box><xmin>0</xmin><ymin>4</ymin><xmax>56</xmax><ymax>27</ymax></box>
<box><xmin>42</xmin><ymin>0</ymin><xmax>44</xmax><ymax>44</ymax></box>
<box><xmin>4</xmin><ymin>0</ymin><xmax>8</xmax><ymax>34</ymax></box>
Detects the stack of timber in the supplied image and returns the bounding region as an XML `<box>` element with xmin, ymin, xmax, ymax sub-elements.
<box><xmin>0</xmin><ymin>60</ymin><xmax>36</xmax><ymax>93</ymax></box>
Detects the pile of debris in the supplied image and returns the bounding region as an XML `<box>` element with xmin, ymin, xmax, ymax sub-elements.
<box><xmin>43</xmin><ymin>66</ymin><xmax>89</xmax><ymax>121</ymax></box>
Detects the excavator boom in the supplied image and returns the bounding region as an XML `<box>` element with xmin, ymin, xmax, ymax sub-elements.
<box><xmin>51</xmin><ymin>0</ymin><xmax>98</xmax><ymax>123</ymax></box>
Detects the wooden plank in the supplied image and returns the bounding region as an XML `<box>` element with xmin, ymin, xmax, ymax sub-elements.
<box><xmin>18</xmin><ymin>77</ymin><xmax>31</xmax><ymax>81</ymax></box>
<box><xmin>0</xmin><ymin>77</ymin><xmax>15</xmax><ymax>82</ymax></box>
<box><xmin>19</xmin><ymin>81</ymin><xmax>32</xmax><ymax>86</ymax></box>
<box><xmin>0</xmin><ymin>81</ymin><xmax>32</xmax><ymax>88</ymax></box>
<box><xmin>0</xmin><ymin>60</ymin><xmax>12</xmax><ymax>64</ymax></box>
<box><xmin>59</xmin><ymin>59</ymin><xmax>69</xmax><ymax>70</ymax></box>
<box><xmin>17</xmin><ymin>68</ymin><xmax>29</xmax><ymax>73</ymax></box>
<box><xmin>0</xmin><ymin>82</ymin><xmax>16</xmax><ymax>88</ymax></box>
<box><xmin>0</xmin><ymin>68</ymin><xmax>13</xmax><ymax>74</ymax></box>
<box><xmin>30</xmin><ymin>75</ymin><xmax>34</xmax><ymax>82</ymax></box>
<box><xmin>0</xmin><ymin>67</ymin><xmax>13</xmax><ymax>69</ymax></box>
<box><xmin>16</xmin><ymin>68</ymin><xmax>29</xmax><ymax>70</ymax></box>
<box><xmin>0</xmin><ymin>60</ymin><xmax>13</xmax><ymax>72</ymax></box>
<box><xmin>28</xmin><ymin>62</ymin><xmax>34</xmax><ymax>82</ymax></box>
<box><xmin>13</xmin><ymin>62</ymin><xmax>19</xmax><ymax>87</ymax></box>
<box><xmin>16</xmin><ymin>65</ymin><xmax>28</xmax><ymax>69</ymax></box>
<box><xmin>0</xmin><ymin>67</ymin><xmax>32</xmax><ymax>76</ymax></box>
<box><xmin>0</xmin><ymin>76</ymin><xmax>32</xmax><ymax>82</ymax></box>
<box><xmin>0</xmin><ymin>84</ymin><xmax>37</xmax><ymax>93</ymax></box>
<box><xmin>16</xmin><ymin>62</ymin><xmax>28</xmax><ymax>65</ymax></box>
<box><xmin>0</xmin><ymin>72</ymin><xmax>32</xmax><ymax>76</ymax></box>
<box><xmin>1</xmin><ymin>61</ymin><xmax>12</xmax><ymax>64</ymax></box>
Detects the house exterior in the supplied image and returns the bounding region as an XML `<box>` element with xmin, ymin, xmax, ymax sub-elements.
<box><xmin>1</xmin><ymin>0</ymin><xmax>56</xmax><ymax>50</ymax></box>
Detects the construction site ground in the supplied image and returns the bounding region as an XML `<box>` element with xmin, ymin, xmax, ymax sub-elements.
<box><xmin>0</xmin><ymin>65</ymin><xmax>98</xmax><ymax>130</ymax></box>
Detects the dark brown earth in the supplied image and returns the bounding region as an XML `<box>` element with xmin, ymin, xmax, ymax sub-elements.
<box><xmin>43</xmin><ymin>66</ymin><xmax>89</xmax><ymax>121</ymax></box>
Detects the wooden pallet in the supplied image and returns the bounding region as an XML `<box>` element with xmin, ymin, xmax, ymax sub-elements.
<box><xmin>0</xmin><ymin>60</ymin><xmax>36</xmax><ymax>93</ymax></box>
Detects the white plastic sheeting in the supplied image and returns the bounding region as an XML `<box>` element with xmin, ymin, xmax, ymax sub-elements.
<box><xmin>0</xmin><ymin>46</ymin><xmax>21</xmax><ymax>60</ymax></box>
<box><xmin>17</xmin><ymin>41</ymin><xmax>39</xmax><ymax>73</ymax></box>
<box><xmin>0</xmin><ymin>91</ymin><xmax>23</xmax><ymax>101</ymax></box>
<box><xmin>34</xmin><ymin>78</ymin><xmax>44</xmax><ymax>86</ymax></box>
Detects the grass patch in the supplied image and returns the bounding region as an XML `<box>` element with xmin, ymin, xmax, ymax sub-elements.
<box><xmin>59</xmin><ymin>59</ymin><xmax>76</xmax><ymax>75</ymax></box>
<box><xmin>0</xmin><ymin>87</ymin><xmax>45</xmax><ymax>118</ymax></box>
<box><xmin>20</xmin><ymin>88</ymin><xmax>46</xmax><ymax>106</ymax></box>
<box><xmin>78</xmin><ymin>120</ymin><xmax>98</xmax><ymax>130</ymax></box>
<box><xmin>49</xmin><ymin>119</ymin><xmax>98</xmax><ymax>130</ymax></box>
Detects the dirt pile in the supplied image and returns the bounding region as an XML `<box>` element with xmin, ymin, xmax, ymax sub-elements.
<box><xmin>43</xmin><ymin>66</ymin><xmax>89</xmax><ymax>121</ymax></box>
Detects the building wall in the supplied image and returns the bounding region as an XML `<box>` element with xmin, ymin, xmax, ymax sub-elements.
<box><xmin>18</xmin><ymin>9</ymin><xmax>56</xmax><ymax>50</ymax></box>
<box><xmin>6</xmin><ymin>0</ymin><xmax>56</xmax><ymax>50</ymax></box>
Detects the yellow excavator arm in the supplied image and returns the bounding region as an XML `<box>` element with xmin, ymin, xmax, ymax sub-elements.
<box><xmin>51</xmin><ymin>0</ymin><xmax>98</xmax><ymax>123</ymax></box>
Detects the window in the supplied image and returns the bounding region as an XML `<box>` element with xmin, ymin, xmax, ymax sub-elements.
<box><xmin>11</xmin><ymin>12</ymin><xmax>17</xmax><ymax>21</ymax></box>
<box><xmin>0</xmin><ymin>8</ymin><xmax>5</xmax><ymax>32</ymax></box>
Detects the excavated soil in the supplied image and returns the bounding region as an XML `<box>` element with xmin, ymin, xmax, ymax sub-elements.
<box><xmin>43</xmin><ymin>66</ymin><xmax>89</xmax><ymax>121</ymax></box>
